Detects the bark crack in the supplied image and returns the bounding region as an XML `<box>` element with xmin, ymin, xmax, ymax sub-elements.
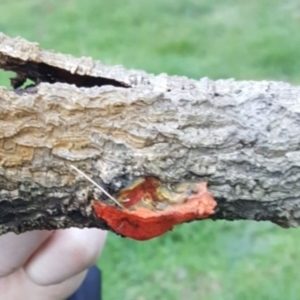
<box><xmin>0</xmin><ymin>55</ymin><xmax>130</xmax><ymax>89</ymax></box>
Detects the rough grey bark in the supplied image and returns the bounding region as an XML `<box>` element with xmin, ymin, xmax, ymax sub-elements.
<box><xmin>0</xmin><ymin>32</ymin><xmax>300</xmax><ymax>236</ymax></box>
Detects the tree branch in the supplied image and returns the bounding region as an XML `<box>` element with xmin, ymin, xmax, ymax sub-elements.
<box><xmin>0</xmin><ymin>32</ymin><xmax>300</xmax><ymax>237</ymax></box>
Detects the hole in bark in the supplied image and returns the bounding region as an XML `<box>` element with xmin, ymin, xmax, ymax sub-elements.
<box><xmin>0</xmin><ymin>56</ymin><xmax>130</xmax><ymax>89</ymax></box>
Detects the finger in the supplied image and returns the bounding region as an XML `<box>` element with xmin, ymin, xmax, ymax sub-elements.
<box><xmin>0</xmin><ymin>267</ymin><xmax>88</xmax><ymax>300</ymax></box>
<box><xmin>35</xmin><ymin>270</ymin><xmax>88</xmax><ymax>300</ymax></box>
<box><xmin>25</xmin><ymin>228</ymin><xmax>107</xmax><ymax>285</ymax></box>
<box><xmin>0</xmin><ymin>231</ymin><xmax>52</xmax><ymax>277</ymax></box>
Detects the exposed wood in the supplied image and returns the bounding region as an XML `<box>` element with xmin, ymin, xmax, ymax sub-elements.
<box><xmin>0</xmin><ymin>32</ymin><xmax>300</xmax><ymax>236</ymax></box>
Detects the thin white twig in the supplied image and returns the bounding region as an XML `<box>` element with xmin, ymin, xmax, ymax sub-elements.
<box><xmin>70</xmin><ymin>164</ymin><xmax>123</xmax><ymax>208</ymax></box>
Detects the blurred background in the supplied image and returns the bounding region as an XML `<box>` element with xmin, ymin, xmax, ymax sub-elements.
<box><xmin>1</xmin><ymin>1</ymin><xmax>300</xmax><ymax>299</ymax></box>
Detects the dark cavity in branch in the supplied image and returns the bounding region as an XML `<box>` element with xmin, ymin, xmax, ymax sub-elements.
<box><xmin>0</xmin><ymin>55</ymin><xmax>130</xmax><ymax>89</ymax></box>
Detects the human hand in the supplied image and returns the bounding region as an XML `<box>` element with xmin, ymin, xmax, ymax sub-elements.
<box><xmin>0</xmin><ymin>228</ymin><xmax>107</xmax><ymax>300</ymax></box>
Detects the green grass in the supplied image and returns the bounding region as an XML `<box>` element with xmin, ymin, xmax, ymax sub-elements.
<box><xmin>1</xmin><ymin>1</ymin><xmax>300</xmax><ymax>299</ymax></box>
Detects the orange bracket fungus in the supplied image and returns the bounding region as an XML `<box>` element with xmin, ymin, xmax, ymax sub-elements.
<box><xmin>91</xmin><ymin>177</ymin><xmax>217</xmax><ymax>241</ymax></box>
